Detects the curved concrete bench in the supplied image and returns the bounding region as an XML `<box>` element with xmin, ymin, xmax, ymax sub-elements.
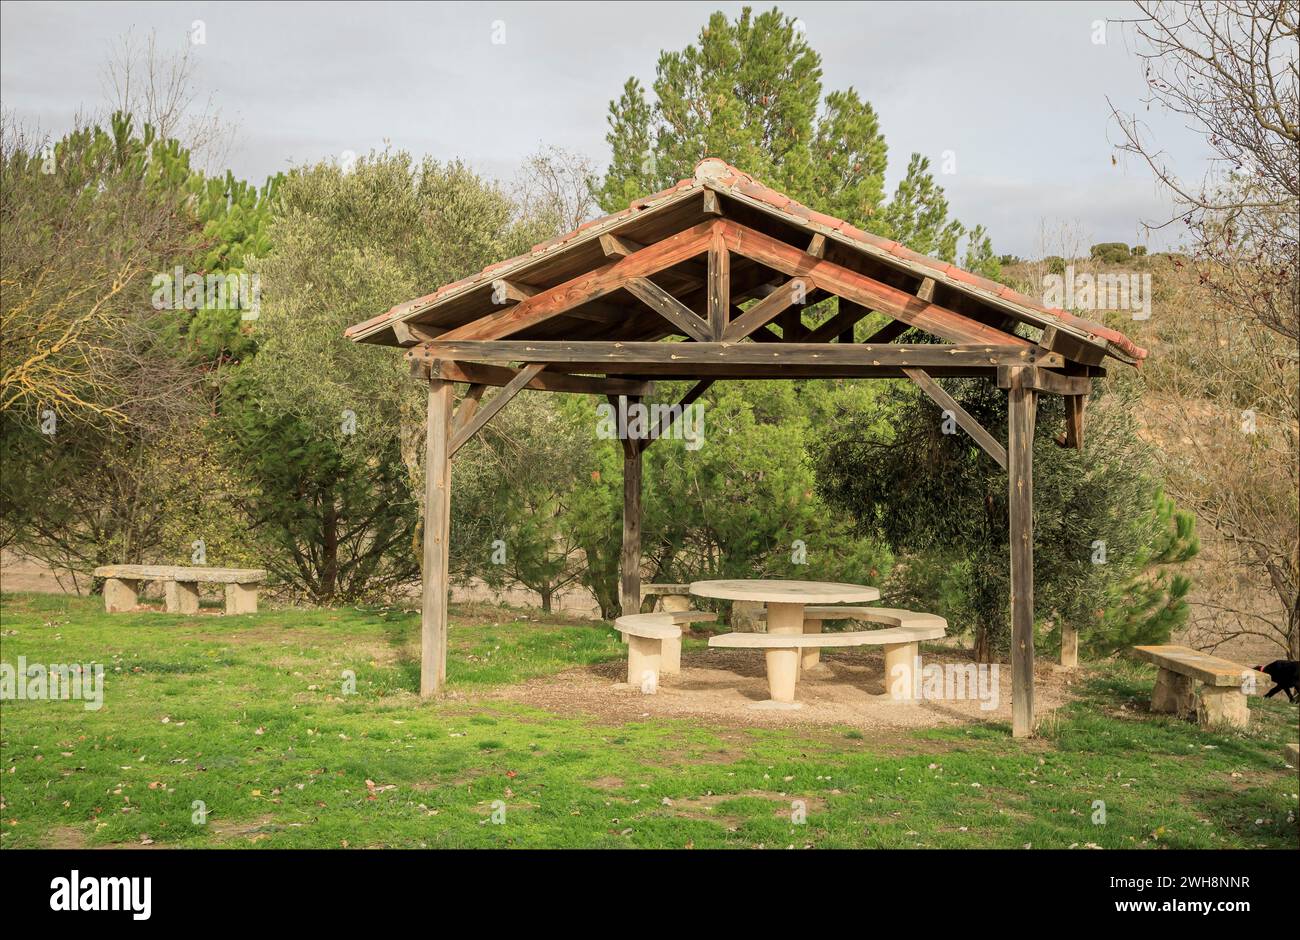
<box><xmin>717</xmin><ymin>608</ymin><xmax>947</xmax><ymax>704</ymax></box>
<box><xmin>616</xmin><ymin>610</ymin><xmax>716</xmax><ymax>691</ymax></box>
<box><xmin>759</xmin><ymin>606</ymin><xmax>946</xmax><ymax>669</ymax></box>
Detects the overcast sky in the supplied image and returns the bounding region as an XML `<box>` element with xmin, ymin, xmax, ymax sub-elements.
<box><xmin>1</xmin><ymin>0</ymin><xmax>1207</xmax><ymax>256</ymax></box>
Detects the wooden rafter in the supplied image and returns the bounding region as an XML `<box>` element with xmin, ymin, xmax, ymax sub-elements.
<box><xmin>392</xmin><ymin>320</ymin><xmax>443</xmax><ymax>346</ymax></box>
<box><xmin>718</xmin><ymin>220</ymin><xmax>1025</xmax><ymax>347</ymax></box>
<box><xmin>423</xmin><ymin>359</ymin><xmax>653</xmax><ymax>396</ymax></box>
<box><xmin>436</xmin><ymin>220</ymin><xmax>720</xmax><ymax>342</ymax></box>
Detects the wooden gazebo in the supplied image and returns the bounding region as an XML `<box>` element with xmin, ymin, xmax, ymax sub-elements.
<box><xmin>346</xmin><ymin>158</ymin><xmax>1147</xmax><ymax>737</ymax></box>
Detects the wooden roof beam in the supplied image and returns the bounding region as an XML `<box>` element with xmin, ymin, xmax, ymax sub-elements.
<box><xmin>413</xmin><ymin>340</ymin><xmax>1062</xmax><ymax>370</ymax></box>
<box><xmin>417</xmin><ymin>358</ymin><xmax>654</xmax><ymax>397</ymax></box>
<box><xmin>718</xmin><ymin>220</ymin><xmax>1027</xmax><ymax>348</ymax></box>
<box><xmin>438</xmin><ymin>219</ymin><xmax>720</xmax><ymax>342</ymax></box>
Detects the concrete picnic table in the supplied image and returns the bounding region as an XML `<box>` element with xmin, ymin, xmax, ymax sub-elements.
<box><xmin>689</xmin><ymin>579</ymin><xmax>881</xmax><ymax>707</ymax></box>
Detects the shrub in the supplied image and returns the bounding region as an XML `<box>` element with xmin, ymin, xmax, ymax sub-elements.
<box><xmin>1090</xmin><ymin>242</ymin><xmax>1131</xmax><ymax>264</ymax></box>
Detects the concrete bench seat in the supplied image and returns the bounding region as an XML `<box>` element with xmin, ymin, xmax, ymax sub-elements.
<box><xmin>1134</xmin><ymin>644</ymin><xmax>1268</xmax><ymax>728</ymax></box>
<box><xmin>717</xmin><ymin>609</ymin><xmax>947</xmax><ymax>706</ymax></box>
<box><xmin>760</xmin><ymin>605</ymin><xmax>946</xmax><ymax>670</ymax></box>
<box><xmin>616</xmin><ymin>610</ymin><xmax>716</xmax><ymax>691</ymax></box>
<box><xmin>93</xmin><ymin>565</ymin><xmax>266</xmax><ymax>616</ymax></box>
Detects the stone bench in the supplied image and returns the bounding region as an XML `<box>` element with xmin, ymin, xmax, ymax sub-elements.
<box><xmin>615</xmin><ymin>610</ymin><xmax>716</xmax><ymax>692</ymax></box>
<box><xmin>619</xmin><ymin>583</ymin><xmax>694</xmax><ymax>642</ymax></box>
<box><xmin>715</xmin><ymin>608</ymin><xmax>947</xmax><ymax>706</ymax></box>
<box><xmin>640</xmin><ymin>583</ymin><xmax>693</xmax><ymax>612</ymax></box>
<box><xmin>94</xmin><ymin>565</ymin><xmax>267</xmax><ymax>616</ymax></box>
<box><xmin>1133</xmin><ymin>644</ymin><xmax>1268</xmax><ymax>728</ymax></box>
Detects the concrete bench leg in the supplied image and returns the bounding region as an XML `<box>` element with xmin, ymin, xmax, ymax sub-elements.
<box><xmin>103</xmin><ymin>578</ymin><xmax>139</xmax><ymax>613</ymax></box>
<box><xmin>1151</xmin><ymin>667</ymin><xmax>1196</xmax><ymax>718</ymax></box>
<box><xmin>732</xmin><ymin>599</ymin><xmax>765</xmax><ymax>633</ymax></box>
<box><xmin>627</xmin><ymin>636</ymin><xmax>662</xmax><ymax>693</ymax></box>
<box><xmin>1197</xmin><ymin>686</ymin><xmax>1248</xmax><ymax>728</ymax></box>
<box><xmin>884</xmin><ymin>641</ymin><xmax>919</xmax><ymax>702</ymax></box>
<box><xmin>661</xmin><ymin>635</ymin><xmax>682</xmax><ymax>675</ymax></box>
<box><xmin>660</xmin><ymin>594</ymin><xmax>691</xmax><ymax>614</ymax></box>
<box><xmin>801</xmin><ymin>618</ymin><xmax>824</xmax><ymax>671</ymax></box>
<box><xmin>224</xmin><ymin>582</ymin><xmax>258</xmax><ymax>615</ymax></box>
<box><xmin>165</xmin><ymin>580</ymin><xmax>200</xmax><ymax>614</ymax></box>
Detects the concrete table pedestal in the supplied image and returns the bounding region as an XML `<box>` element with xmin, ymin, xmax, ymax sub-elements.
<box><xmin>690</xmin><ymin>580</ymin><xmax>881</xmax><ymax>707</ymax></box>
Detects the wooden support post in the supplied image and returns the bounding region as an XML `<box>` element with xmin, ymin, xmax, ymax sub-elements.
<box><xmin>1007</xmin><ymin>367</ymin><xmax>1038</xmax><ymax>737</ymax></box>
<box><xmin>421</xmin><ymin>380</ymin><xmax>454</xmax><ymax>698</ymax></box>
<box><xmin>620</xmin><ymin>397</ymin><xmax>643</xmax><ymax>619</ymax></box>
<box><xmin>707</xmin><ymin>230</ymin><xmax>730</xmax><ymax>339</ymax></box>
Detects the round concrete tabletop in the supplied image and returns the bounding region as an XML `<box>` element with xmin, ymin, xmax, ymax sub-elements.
<box><xmin>688</xmin><ymin>579</ymin><xmax>881</xmax><ymax>604</ymax></box>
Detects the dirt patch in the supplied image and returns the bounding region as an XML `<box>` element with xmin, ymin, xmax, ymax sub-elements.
<box><xmin>209</xmin><ymin>812</ymin><xmax>282</xmax><ymax>844</ymax></box>
<box><xmin>43</xmin><ymin>825</ymin><xmax>89</xmax><ymax>848</ymax></box>
<box><xmin>487</xmin><ymin>646</ymin><xmax>1079</xmax><ymax>734</ymax></box>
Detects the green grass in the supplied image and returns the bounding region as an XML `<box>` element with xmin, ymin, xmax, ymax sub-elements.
<box><xmin>1</xmin><ymin>592</ymin><xmax>1296</xmax><ymax>849</ymax></box>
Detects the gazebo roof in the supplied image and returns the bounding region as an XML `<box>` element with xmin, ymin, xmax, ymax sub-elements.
<box><xmin>346</xmin><ymin>158</ymin><xmax>1146</xmax><ymax>367</ymax></box>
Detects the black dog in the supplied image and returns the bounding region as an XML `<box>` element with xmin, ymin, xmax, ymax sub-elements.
<box><xmin>1255</xmin><ymin>660</ymin><xmax>1299</xmax><ymax>702</ymax></box>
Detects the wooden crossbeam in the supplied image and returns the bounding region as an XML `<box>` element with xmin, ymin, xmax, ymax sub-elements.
<box><xmin>626</xmin><ymin>277</ymin><xmax>712</xmax><ymax>342</ymax></box>
<box><xmin>639</xmin><ymin>379</ymin><xmax>714</xmax><ymax>453</ymax></box>
<box><xmin>417</xmin><ymin>341</ymin><xmax>1062</xmax><ymax>371</ymax></box>
<box><xmin>995</xmin><ymin>365</ymin><xmax>1092</xmax><ymax>396</ymax></box>
<box><xmin>902</xmin><ymin>368</ymin><xmax>1008</xmax><ymax>470</ymax></box>
<box><xmin>448</xmin><ymin>364</ymin><xmax>546</xmax><ymax>456</ymax></box>
<box><xmin>436</xmin><ymin>220</ymin><xmax>719</xmax><ymax>342</ymax></box>
<box><xmin>424</xmin><ymin>358</ymin><xmax>653</xmax><ymax>396</ymax></box>
<box><xmin>718</xmin><ymin>220</ymin><xmax>1025</xmax><ymax>347</ymax></box>
<box><xmin>722</xmin><ymin>276</ymin><xmax>811</xmax><ymax>342</ymax></box>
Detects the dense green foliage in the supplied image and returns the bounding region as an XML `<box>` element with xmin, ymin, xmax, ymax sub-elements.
<box><xmin>596</xmin><ymin>5</ymin><xmax>996</xmax><ymax>275</ymax></box>
<box><xmin>814</xmin><ymin>378</ymin><xmax>1197</xmax><ymax>658</ymax></box>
